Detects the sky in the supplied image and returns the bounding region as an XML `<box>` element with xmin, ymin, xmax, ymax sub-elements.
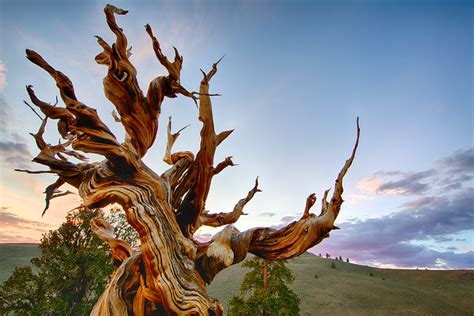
<box><xmin>0</xmin><ymin>0</ymin><xmax>472</xmax><ymax>269</ymax></box>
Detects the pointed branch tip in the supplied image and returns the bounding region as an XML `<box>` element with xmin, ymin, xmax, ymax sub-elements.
<box><xmin>214</xmin><ymin>55</ymin><xmax>225</xmax><ymax>67</ymax></box>
<box><xmin>23</xmin><ymin>100</ymin><xmax>44</xmax><ymax>120</ymax></box>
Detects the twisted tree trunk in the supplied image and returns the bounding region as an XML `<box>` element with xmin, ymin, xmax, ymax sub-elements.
<box><xmin>20</xmin><ymin>4</ymin><xmax>360</xmax><ymax>315</ymax></box>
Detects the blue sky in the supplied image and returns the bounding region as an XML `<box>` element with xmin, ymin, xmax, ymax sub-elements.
<box><xmin>0</xmin><ymin>0</ymin><xmax>472</xmax><ymax>269</ymax></box>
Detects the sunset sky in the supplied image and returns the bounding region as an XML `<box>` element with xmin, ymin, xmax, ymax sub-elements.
<box><xmin>0</xmin><ymin>0</ymin><xmax>472</xmax><ymax>269</ymax></box>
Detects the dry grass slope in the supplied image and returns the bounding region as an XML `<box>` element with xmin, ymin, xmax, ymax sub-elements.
<box><xmin>208</xmin><ymin>253</ymin><xmax>474</xmax><ymax>315</ymax></box>
<box><xmin>0</xmin><ymin>244</ymin><xmax>41</xmax><ymax>283</ymax></box>
<box><xmin>1</xmin><ymin>245</ymin><xmax>472</xmax><ymax>315</ymax></box>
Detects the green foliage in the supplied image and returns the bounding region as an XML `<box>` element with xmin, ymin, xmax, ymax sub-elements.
<box><xmin>228</xmin><ymin>257</ymin><xmax>300</xmax><ymax>316</ymax></box>
<box><xmin>0</xmin><ymin>266</ymin><xmax>42</xmax><ymax>315</ymax></box>
<box><xmin>0</xmin><ymin>208</ymin><xmax>135</xmax><ymax>315</ymax></box>
<box><xmin>331</xmin><ymin>262</ymin><xmax>336</xmax><ymax>269</ymax></box>
<box><xmin>108</xmin><ymin>207</ymin><xmax>139</xmax><ymax>249</ymax></box>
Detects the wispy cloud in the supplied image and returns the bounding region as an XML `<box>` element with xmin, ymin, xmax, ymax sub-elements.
<box><xmin>0</xmin><ymin>141</ymin><xmax>31</xmax><ymax>169</ymax></box>
<box><xmin>0</xmin><ymin>62</ymin><xmax>6</xmax><ymax>91</ymax></box>
<box><xmin>0</xmin><ymin>207</ymin><xmax>53</xmax><ymax>243</ymax></box>
<box><xmin>351</xmin><ymin>148</ymin><xmax>473</xmax><ymax>202</ymax></box>
<box><xmin>377</xmin><ymin>170</ymin><xmax>435</xmax><ymax>195</ymax></box>
<box><xmin>434</xmin><ymin>148</ymin><xmax>474</xmax><ymax>191</ymax></box>
<box><xmin>313</xmin><ymin>149</ymin><xmax>474</xmax><ymax>269</ymax></box>
<box><xmin>0</xmin><ymin>96</ymin><xmax>32</xmax><ymax>169</ymax></box>
<box><xmin>257</xmin><ymin>211</ymin><xmax>277</xmax><ymax>217</ymax></box>
<box><xmin>0</xmin><ymin>207</ymin><xmax>50</xmax><ymax>231</ymax></box>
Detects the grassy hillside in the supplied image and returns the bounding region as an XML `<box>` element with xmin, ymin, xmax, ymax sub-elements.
<box><xmin>0</xmin><ymin>243</ymin><xmax>41</xmax><ymax>283</ymax></box>
<box><xmin>1</xmin><ymin>245</ymin><xmax>472</xmax><ymax>315</ymax></box>
<box><xmin>208</xmin><ymin>253</ymin><xmax>473</xmax><ymax>315</ymax></box>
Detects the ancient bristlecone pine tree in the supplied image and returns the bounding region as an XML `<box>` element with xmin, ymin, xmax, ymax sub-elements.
<box><xmin>20</xmin><ymin>5</ymin><xmax>360</xmax><ymax>315</ymax></box>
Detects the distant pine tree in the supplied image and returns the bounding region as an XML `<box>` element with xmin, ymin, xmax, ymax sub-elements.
<box><xmin>228</xmin><ymin>257</ymin><xmax>300</xmax><ymax>316</ymax></box>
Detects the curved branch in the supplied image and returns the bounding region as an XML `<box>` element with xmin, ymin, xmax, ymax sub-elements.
<box><xmin>319</xmin><ymin>188</ymin><xmax>331</xmax><ymax>216</ymax></box>
<box><xmin>321</xmin><ymin>117</ymin><xmax>360</xmax><ymax>226</ymax></box>
<box><xmin>90</xmin><ymin>215</ymin><xmax>132</xmax><ymax>269</ymax></box>
<box><xmin>103</xmin><ymin>4</ymin><xmax>129</xmax><ymax>58</ymax></box>
<box><xmin>14</xmin><ymin>169</ymin><xmax>54</xmax><ymax>174</ymax></box>
<box><xmin>25</xmin><ymin>50</ymin><xmax>124</xmax><ymax>161</ymax></box>
<box><xmin>23</xmin><ymin>91</ymin><xmax>96</xmax><ymax>216</ymax></box>
<box><xmin>197</xmin><ymin>177</ymin><xmax>260</xmax><ymax>229</ymax></box>
<box><xmin>26</xmin><ymin>85</ymin><xmax>74</xmax><ymax>139</ymax></box>
<box><xmin>145</xmin><ymin>24</ymin><xmax>181</xmax><ymax>82</ymax></box>
<box><xmin>163</xmin><ymin>116</ymin><xmax>190</xmax><ymax>165</ymax></box>
<box><xmin>216</xmin><ymin>129</ymin><xmax>234</xmax><ymax>147</ymax></box>
<box><xmin>100</xmin><ymin>5</ymin><xmax>152</xmax><ymax>158</ymax></box>
<box><xmin>302</xmin><ymin>193</ymin><xmax>316</xmax><ymax>219</ymax></box>
<box><xmin>145</xmin><ymin>24</ymin><xmax>198</xmax><ymax>105</ymax></box>
<box><xmin>42</xmin><ymin>178</ymin><xmax>67</xmax><ymax>216</ymax></box>
<box><xmin>213</xmin><ymin>156</ymin><xmax>235</xmax><ymax>176</ymax></box>
<box><xmin>196</xmin><ymin>119</ymin><xmax>360</xmax><ymax>283</ymax></box>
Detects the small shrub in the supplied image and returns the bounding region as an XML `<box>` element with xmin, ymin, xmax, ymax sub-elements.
<box><xmin>331</xmin><ymin>262</ymin><xmax>336</xmax><ymax>269</ymax></box>
<box><xmin>314</xmin><ymin>274</ymin><xmax>318</xmax><ymax>278</ymax></box>
<box><xmin>369</xmin><ymin>272</ymin><xmax>374</xmax><ymax>277</ymax></box>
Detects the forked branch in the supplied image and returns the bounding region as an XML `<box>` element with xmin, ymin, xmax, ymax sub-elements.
<box><xmin>175</xmin><ymin>58</ymin><xmax>233</xmax><ymax>237</ymax></box>
<box><xmin>198</xmin><ymin>177</ymin><xmax>261</xmax><ymax>229</ymax></box>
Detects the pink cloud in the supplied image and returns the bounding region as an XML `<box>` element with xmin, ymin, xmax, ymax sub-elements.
<box><xmin>356</xmin><ymin>177</ymin><xmax>381</xmax><ymax>193</ymax></box>
<box><xmin>0</xmin><ymin>207</ymin><xmax>54</xmax><ymax>243</ymax></box>
<box><xmin>349</xmin><ymin>176</ymin><xmax>406</xmax><ymax>204</ymax></box>
<box><xmin>0</xmin><ymin>171</ymin><xmax>81</xmax><ymax>243</ymax></box>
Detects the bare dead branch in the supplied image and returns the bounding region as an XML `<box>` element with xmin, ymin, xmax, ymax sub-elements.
<box><xmin>104</xmin><ymin>4</ymin><xmax>129</xmax><ymax>58</ymax></box>
<box><xmin>302</xmin><ymin>193</ymin><xmax>316</xmax><ymax>219</ymax></box>
<box><xmin>216</xmin><ymin>129</ymin><xmax>234</xmax><ymax>147</ymax></box>
<box><xmin>321</xmin><ymin>117</ymin><xmax>360</xmax><ymax>226</ymax></box>
<box><xmin>42</xmin><ymin>178</ymin><xmax>66</xmax><ymax>216</ymax></box>
<box><xmin>319</xmin><ymin>188</ymin><xmax>331</xmax><ymax>216</ymax></box>
<box><xmin>26</xmin><ymin>51</ymin><xmax>124</xmax><ymax>160</ymax></box>
<box><xmin>90</xmin><ymin>215</ymin><xmax>132</xmax><ymax>269</ymax></box>
<box><xmin>175</xmin><ymin>60</ymin><xmax>225</xmax><ymax>237</ymax></box>
<box><xmin>23</xmin><ymin>100</ymin><xmax>44</xmax><ymax>120</ymax></box>
<box><xmin>26</xmin><ymin>85</ymin><xmax>74</xmax><ymax>139</ymax></box>
<box><xmin>213</xmin><ymin>156</ymin><xmax>235</xmax><ymax>175</ymax></box>
<box><xmin>198</xmin><ymin>177</ymin><xmax>261</xmax><ymax>229</ymax></box>
<box><xmin>163</xmin><ymin>116</ymin><xmax>190</xmax><ymax>165</ymax></box>
<box><xmin>14</xmin><ymin>169</ymin><xmax>55</xmax><ymax>174</ymax></box>
<box><xmin>145</xmin><ymin>23</ymin><xmax>198</xmax><ymax>105</ymax></box>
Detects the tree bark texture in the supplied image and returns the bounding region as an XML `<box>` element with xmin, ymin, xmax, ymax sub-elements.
<box><xmin>21</xmin><ymin>4</ymin><xmax>360</xmax><ymax>315</ymax></box>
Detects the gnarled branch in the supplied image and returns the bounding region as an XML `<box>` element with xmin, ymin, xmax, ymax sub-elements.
<box><xmin>198</xmin><ymin>177</ymin><xmax>261</xmax><ymax>229</ymax></box>
<box><xmin>175</xmin><ymin>58</ymin><xmax>228</xmax><ymax>237</ymax></box>
<box><xmin>26</xmin><ymin>50</ymin><xmax>124</xmax><ymax>162</ymax></box>
<box><xmin>213</xmin><ymin>156</ymin><xmax>235</xmax><ymax>175</ymax></box>
<box><xmin>196</xmin><ymin>118</ymin><xmax>360</xmax><ymax>283</ymax></box>
<box><xmin>90</xmin><ymin>215</ymin><xmax>132</xmax><ymax>269</ymax></box>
